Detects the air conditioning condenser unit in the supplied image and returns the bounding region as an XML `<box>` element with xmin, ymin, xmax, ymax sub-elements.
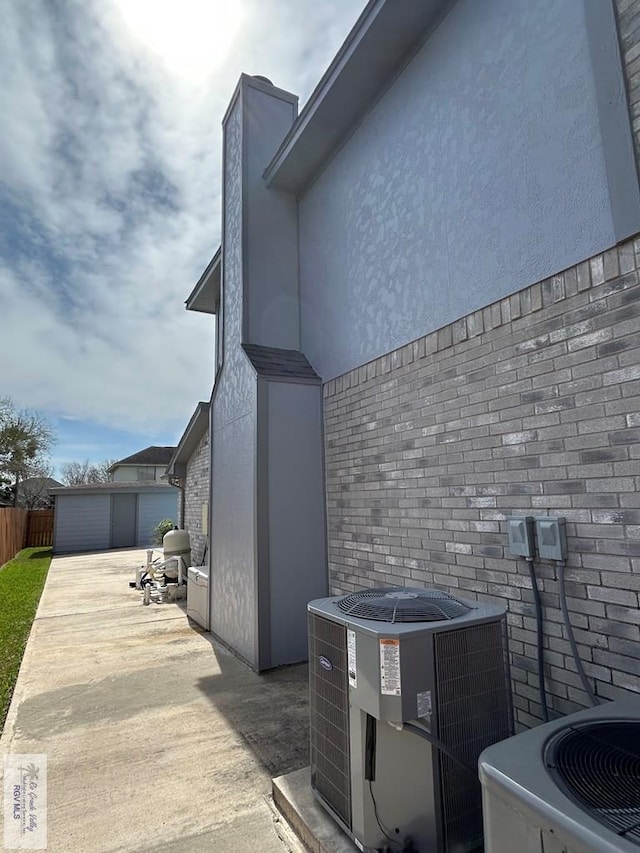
<box><xmin>480</xmin><ymin>695</ymin><xmax>640</xmax><ymax>853</ymax></box>
<box><xmin>308</xmin><ymin>587</ymin><xmax>513</xmax><ymax>852</ymax></box>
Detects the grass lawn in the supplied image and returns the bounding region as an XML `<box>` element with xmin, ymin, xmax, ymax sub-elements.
<box><xmin>0</xmin><ymin>547</ymin><xmax>52</xmax><ymax>730</ymax></box>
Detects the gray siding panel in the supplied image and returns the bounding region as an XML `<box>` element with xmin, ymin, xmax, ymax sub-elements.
<box><xmin>245</xmin><ymin>87</ymin><xmax>299</xmax><ymax>350</ymax></box>
<box><xmin>266</xmin><ymin>381</ymin><xmax>328</xmax><ymax>666</ymax></box>
<box><xmin>136</xmin><ymin>491</ymin><xmax>179</xmax><ymax>548</ymax></box>
<box><xmin>299</xmin><ymin>0</ymin><xmax>640</xmax><ymax>380</ymax></box>
<box><xmin>54</xmin><ymin>495</ymin><xmax>111</xmax><ymax>553</ymax></box>
<box><xmin>210</xmin><ymin>412</ymin><xmax>256</xmax><ymax>663</ymax></box>
<box><xmin>209</xmin><ymin>96</ymin><xmax>259</xmax><ymax>667</ymax></box>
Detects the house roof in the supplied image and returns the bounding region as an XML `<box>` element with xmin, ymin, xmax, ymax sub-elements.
<box><xmin>166</xmin><ymin>402</ymin><xmax>210</xmax><ymax>479</ymax></box>
<box><xmin>108</xmin><ymin>447</ymin><xmax>176</xmax><ymax>472</ymax></box>
<box><xmin>264</xmin><ymin>0</ymin><xmax>449</xmax><ymax>193</ymax></box>
<box><xmin>48</xmin><ymin>482</ymin><xmax>177</xmax><ymax>495</ymax></box>
<box><xmin>242</xmin><ymin>344</ymin><xmax>320</xmax><ymax>382</ymax></box>
<box><xmin>186</xmin><ymin>248</ymin><xmax>221</xmax><ymax>314</ymax></box>
<box><xmin>17</xmin><ymin>477</ymin><xmax>63</xmax><ymax>492</ymax></box>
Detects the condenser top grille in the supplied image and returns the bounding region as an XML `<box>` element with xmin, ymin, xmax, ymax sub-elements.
<box><xmin>545</xmin><ymin>720</ymin><xmax>640</xmax><ymax>846</ymax></box>
<box><xmin>336</xmin><ymin>588</ymin><xmax>471</xmax><ymax>623</ymax></box>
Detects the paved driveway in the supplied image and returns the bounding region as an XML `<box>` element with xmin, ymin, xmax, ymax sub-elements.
<box><xmin>0</xmin><ymin>549</ymin><xmax>308</xmax><ymax>852</ymax></box>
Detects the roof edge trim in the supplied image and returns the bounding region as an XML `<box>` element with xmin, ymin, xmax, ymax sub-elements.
<box><xmin>264</xmin><ymin>0</ymin><xmax>451</xmax><ymax>193</ymax></box>
<box><xmin>186</xmin><ymin>248</ymin><xmax>221</xmax><ymax>314</ymax></box>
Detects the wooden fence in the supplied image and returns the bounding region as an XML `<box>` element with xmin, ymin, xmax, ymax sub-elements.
<box><xmin>0</xmin><ymin>508</ymin><xmax>55</xmax><ymax>567</ymax></box>
<box><xmin>0</xmin><ymin>508</ymin><xmax>28</xmax><ymax>568</ymax></box>
<box><xmin>26</xmin><ymin>510</ymin><xmax>54</xmax><ymax>548</ymax></box>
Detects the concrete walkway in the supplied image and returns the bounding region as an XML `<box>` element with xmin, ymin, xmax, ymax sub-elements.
<box><xmin>0</xmin><ymin>549</ymin><xmax>308</xmax><ymax>852</ymax></box>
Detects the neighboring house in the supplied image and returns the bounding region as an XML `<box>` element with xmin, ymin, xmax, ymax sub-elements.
<box><xmin>108</xmin><ymin>446</ymin><xmax>176</xmax><ymax>482</ymax></box>
<box><xmin>48</xmin><ymin>481</ymin><xmax>179</xmax><ymax>554</ymax></box>
<box><xmin>15</xmin><ymin>477</ymin><xmax>63</xmax><ymax>509</ymax></box>
<box><xmin>187</xmin><ymin>0</ymin><xmax>640</xmax><ymax>725</ymax></box>
<box><xmin>165</xmin><ymin>403</ymin><xmax>210</xmax><ymax>566</ymax></box>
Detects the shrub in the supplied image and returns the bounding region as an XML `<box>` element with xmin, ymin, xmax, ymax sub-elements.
<box><xmin>153</xmin><ymin>518</ymin><xmax>175</xmax><ymax>545</ymax></box>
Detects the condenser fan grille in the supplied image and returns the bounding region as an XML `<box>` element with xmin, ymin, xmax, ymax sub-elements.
<box><xmin>336</xmin><ymin>588</ymin><xmax>471</xmax><ymax>622</ymax></box>
<box><xmin>546</xmin><ymin>720</ymin><xmax>640</xmax><ymax>845</ymax></box>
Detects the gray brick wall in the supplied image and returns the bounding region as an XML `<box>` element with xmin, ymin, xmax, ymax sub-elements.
<box><xmin>616</xmin><ymin>0</ymin><xmax>640</xmax><ymax>167</ymax></box>
<box><xmin>184</xmin><ymin>429</ymin><xmax>209</xmax><ymax>565</ymax></box>
<box><xmin>324</xmin><ymin>237</ymin><xmax>640</xmax><ymax>728</ymax></box>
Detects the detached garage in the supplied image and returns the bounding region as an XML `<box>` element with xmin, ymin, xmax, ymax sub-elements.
<box><xmin>49</xmin><ymin>482</ymin><xmax>179</xmax><ymax>554</ymax></box>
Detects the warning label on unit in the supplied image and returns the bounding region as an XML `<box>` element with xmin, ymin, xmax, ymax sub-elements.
<box><xmin>379</xmin><ymin>639</ymin><xmax>401</xmax><ymax>695</ymax></box>
<box><xmin>347</xmin><ymin>629</ymin><xmax>357</xmax><ymax>688</ymax></box>
<box><xmin>417</xmin><ymin>690</ymin><xmax>432</xmax><ymax>718</ymax></box>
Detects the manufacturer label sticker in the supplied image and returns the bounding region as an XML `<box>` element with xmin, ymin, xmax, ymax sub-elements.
<box><xmin>417</xmin><ymin>690</ymin><xmax>432</xmax><ymax>718</ymax></box>
<box><xmin>347</xmin><ymin>629</ymin><xmax>357</xmax><ymax>688</ymax></box>
<box><xmin>379</xmin><ymin>638</ymin><xmax>401</xmax><ymax>695</ymax></box>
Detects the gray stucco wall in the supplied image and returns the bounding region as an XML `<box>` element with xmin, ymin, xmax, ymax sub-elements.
<box><xmin>265</xmin><ymin>380</ymin><xmax>328</xmax><ymax>666</ymax></box>
<box><xmin>53</xmin><ymin>494</ymin><xmax>111</xmax><ymax>553</ymax></box>
<box><xmin>298</xmin><ymin>0</ymin><xmax>640</xmax><ymax>380</ymax></box>
<box><xmin>136</xmin><ymin>490</ymin><xmax>179</xmax><ymax>548</ymax></box>
<box><xmin>209</xmin><ymin>94</ymin><xmax>259</xmax><ymax>666</ymax></box>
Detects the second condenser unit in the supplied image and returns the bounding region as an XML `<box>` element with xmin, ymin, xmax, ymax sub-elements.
<box><xmin>480</xmin><ymin>696</ymin><xmax>640</xmax><ymax>853</ymax></box>
<box><xmin>308</xmin><ymin>587</ymin><xmax>512</xmax><ymax>853</ymax></box>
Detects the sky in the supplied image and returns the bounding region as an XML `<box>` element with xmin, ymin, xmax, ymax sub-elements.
<box><xmin>1</xmin><ymin>0</ymin><xmax>367</xmax><ymax>477</ymax></box>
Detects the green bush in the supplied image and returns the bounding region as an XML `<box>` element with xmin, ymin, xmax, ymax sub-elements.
<box><xmin>154</xmin><ymin>518</ymin><xmax>175</xmax><ymax>545</ymax></box>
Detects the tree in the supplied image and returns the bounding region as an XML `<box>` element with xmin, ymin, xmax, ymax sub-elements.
<box><xmin>59</xmin><ymin>458</ymin><xmax>117</xmax><ymax>485</ymax></box>
<box><xmin>92</xmin><ymin>458</ymin><xmax>118</xmax><ymax>482</ymax></box>
<box><xmin>15</xmin><ymin>461</ymin><xmax>57</xmax><ymax>509</ymax></box>
<box><xmin>0</xmin><ymin>397</ymin><xmax>55</xmax><ymax>504</ymax></box>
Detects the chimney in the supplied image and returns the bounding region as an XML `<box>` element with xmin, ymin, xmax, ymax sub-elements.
<box><xmin>221</xmin><ymin>74</ymin><xmax>300</xmax><ymax>351</ymax></box>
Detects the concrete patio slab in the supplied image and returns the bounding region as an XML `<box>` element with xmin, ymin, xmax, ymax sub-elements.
<box><xmin>0</xmin><ymin>549</ymin><xmax>308</xmax><ymax>852</ymax></box>
<box><xmin>273</xmin><ymin>768</ymin><xmax>357</xmax><ymax>853</ymax></box>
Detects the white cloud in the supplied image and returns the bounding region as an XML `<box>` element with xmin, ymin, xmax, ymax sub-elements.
<box><xmin>0</xmin><ymin>0</ymin><xmax>366</xmax><ymax>437</ymax></box>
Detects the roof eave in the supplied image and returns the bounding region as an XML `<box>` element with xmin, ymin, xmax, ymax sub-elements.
<box><xmin>166</xmin><ymin>402</ymin><xmax>210</xmax><ymax>475</ymax></box>
<box><xmin>108</xmin><ymin>462</ymin><xmax>157</xmax><ymax>472</ymax></box>
<box><xmin>264</xmin><ymin>0</ymin><xmax>451</xmax><ymax>194</ymax></box>
<box><xmin>186</xmin><ymin>248</ymin><xmax>221</xmax><ymax>315</ymax></box>
<box><xmin>48</xmin><ymin>483</ymin><xmax>176</xmax><ymax>495</ymax></box>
